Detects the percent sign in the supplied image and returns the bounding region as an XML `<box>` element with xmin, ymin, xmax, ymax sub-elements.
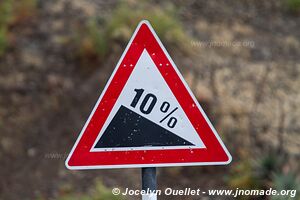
<box><xmin>159</xmin><ymin>102</ymin><xmax>178</xmax><ymax>128</ymax></box>
<box><xmin>130</xmin><ymin>88</ymin><xmax>178</xmax><ymax>128</ymax></box>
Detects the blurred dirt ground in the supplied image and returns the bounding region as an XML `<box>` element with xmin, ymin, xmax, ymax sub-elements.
<box><xmin>0</xmin><ymin>0</ymin><xmax>299</xmax><ymax>200</ymax></box>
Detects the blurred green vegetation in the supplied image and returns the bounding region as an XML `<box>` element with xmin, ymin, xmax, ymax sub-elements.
<box><xmin>0</xmin><ymin>0</ymin><xmax>37</xmax><ymax>57</ymax></box>
<box><xmin>0</xmin><ymin>26</ymin><xmax>8</xmax><ymax>56</ymax></box>
<box><xmin>74</xmin><ymin>1</ymin><xmax>191</xmax><ymax>66</ymax></box>
<box><xmin>106</xmin><ymin>2</ymin><xmax>188</xmax><ymax>48</ymax></box>
<box><xmin>227</xmin><ymin>159</ymin><xmax>263</xmax><ymax>193</ymax></box>
<box><xmin>227</xmin><ymin>153</ymin><xmax>300</xmax><ymax>200</ymax></box>
<box><xmin>54</xmin><ymin>180</ymin><xmax>126</xmax><ymax>200</ymax></box>
<box><xmin>0</xmin><ymin>0</ymin><xmax>13</xmax><ymax>56</ymax></box>
<box><xmin>14</xmin><ymin>0</ymin><xmax>37</xmax><ymax>19</ymax></box>
<box><xmin>254</xmin><ymin>153</ymin><xmax>283</xmax><ymax>182</ymax></box>
<box><xmin>272</xmin><ymin>172</ymin><xmax>300</xmax><ymax>200</ymax></box>
<box><xmin>74</xmin><ymin>17</ymin><xmax>108</xmax><ymax>65</ymax></box>
<box><xmin>285</xmin><ymin>0</ymin><xmax>300</xmax><ymax>13</ymax></box>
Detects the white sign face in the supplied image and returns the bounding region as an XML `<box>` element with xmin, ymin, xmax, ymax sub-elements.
<box><xmin>91</xmin><ymin>50</ymin><xmax>205</xmax><ymax>152</ymax></box>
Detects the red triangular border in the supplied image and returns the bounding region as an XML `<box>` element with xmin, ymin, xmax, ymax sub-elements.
<box><xmin>65</xmin><ymin>20</ymin><xmax>231</xmax><ymax>169</ymax></box>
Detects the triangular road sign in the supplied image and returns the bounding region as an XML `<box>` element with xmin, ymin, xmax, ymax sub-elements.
<box><xmin>65</xmin><ymin>20</ymin><xmax>232</xmax><ymax>169</ymax></box>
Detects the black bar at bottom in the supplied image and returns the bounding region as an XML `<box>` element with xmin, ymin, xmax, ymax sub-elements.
<box><xmin>142</xmin><ymin>167</ymin><xmax>157</xmax><ymax>191</ymax></box>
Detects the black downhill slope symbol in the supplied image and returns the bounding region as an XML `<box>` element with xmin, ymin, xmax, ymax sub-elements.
<box><xmin>95</xmin><ymin>106</ymin><xmax>194</xmax><ymax>148</ymax></box>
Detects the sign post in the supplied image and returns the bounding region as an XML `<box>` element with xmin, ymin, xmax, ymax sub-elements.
<box><xmin>142</xmin><ymin>167</ymin><xmax>157</xmax><ymax>200</ymax></box>
<box><xmin>65</xmin><ymin>20</ymin><xmax>231</xmax><ymax>199</ymax></box>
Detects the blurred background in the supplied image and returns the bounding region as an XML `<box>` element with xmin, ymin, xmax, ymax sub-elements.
<box><xmin>0</xmin><ymin>0</ymin><xmax>300</xmax><ymax>199</ymax></box>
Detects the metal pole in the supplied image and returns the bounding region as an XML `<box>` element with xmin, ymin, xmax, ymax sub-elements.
<box><xmin>141</xmin><ymin>167</ymin><xmax>157</xmax><ymax>200</ymax></box>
